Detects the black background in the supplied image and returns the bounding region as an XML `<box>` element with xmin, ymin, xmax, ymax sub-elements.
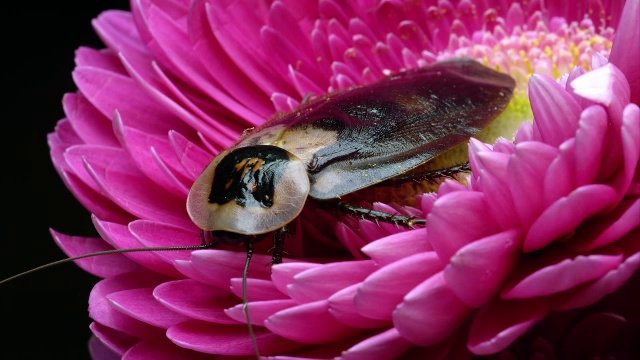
<box><xmin>3</xmin><ymin>3</ymin><xmax>131</xmax><ymax>359</ymax></box>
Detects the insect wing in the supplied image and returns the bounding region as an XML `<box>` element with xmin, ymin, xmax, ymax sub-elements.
<box><xmin>256</xmin><ymin>58</ymin><xmax>515</xmax><ymax>199</ymax></box>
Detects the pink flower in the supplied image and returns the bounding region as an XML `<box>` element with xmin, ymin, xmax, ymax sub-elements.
<box><xmin>47</xmin><ymin>0</ymin><xmax>638</xmax><ymax>358</ymax></box>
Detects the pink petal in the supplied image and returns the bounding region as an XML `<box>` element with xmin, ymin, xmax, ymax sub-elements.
<box><xmin>468</xmin><ymin>298</ymin><xmax>551</xmax><ymax>355</ymax></box>
<box><xmin>93</xmin><ymin>217</ymin><xmax>183</xmax><ymax>278</ymax></box>
<box><xmin>188</xmin><ymin>0</ymin><xmax>274</xmax><ymax>119</ymax></box>
<box><xmin>340</xmin><ymin>328</ymin><xmax>412</xmax><ymax>360</ymax></box>
<box><xmin>187</xmin><ymin>249</ymin><xmax>273</xmax><ymax>290</ymax></box>
<box><xmin>393</xmin><ymin>272</ymin><xmax>472</xmax><ymax>346</ymax></box>
<box><xmin>127</xmin><ymin>220</ymin><xmax>200</xmax><ymax>263</ymax></box>
<box><xmin>508</xmin><ymin>141</ymin><xmax>559</xmax><ymax>228</ymax></box>
<box><xmin>91</xmin><ymin>10</ymin><xmax>148</xmax><ymax>64</ymax></box>
<box><xmin>355</xmin><ymin>252</ymin><xmax>443</xmax><ymax>320</ymax></box>
<box><xmin>72</xmin><ymin>66</ymin><xmax>189</xmax><ymax>135</ymax></box>
<box><xmin>116</xmin><ymin>52</ymin><xmax>239</xmax><ymax>146</ymax></box>
<box><xmin>505</xmin><ymin>2</ymin><xmax>525</xmax><ymax>33</ymax></box>
<box><xmin>122</xmin><ymin>335</ymin><xmax>213</xmax><ymax>360</ymax></box>
<box><xmin>358</xmin><ymin>228</ymin><xmax>430</xmax><ymax>267</ymax></box>
<box><xmin>90</xmin><ymin>322</ymin><xmax>138</xmax><ymax>357</ymax></box>
<box><xmin>133</xmin><ymin>1</ymin><xmax>189</xmax><ymax>71</ymax></box>
<box><xmin>428</xmin><ymin>191</ymin><xmax>501</xmax><ymax>261</ymax></box>
<box><xmin>436</xmin><ymin>178</ymin><xmax>469</xmax><ymax>196</ymax></box>
<box><xmin>562</xmin><ymin>66</ymin><xmax>591</xmax><ymax>107</ymax></box>
<box><xmin>229</xmin><ymin>278</ymin><xmax>290</xmax><ymax>302</ymax></box>
<box><xmin>445</xmin><ymin>228</ymin><xmax>523</xmax><ymax>307</ymax></box>
<box><xmin>574</xmin><ymin>105</ymin><xmax>608</xmax><ymax>186</ymax></box>
<box><xmin>542</xmin><ymin>139</ymin><xmax>577</xmax><ymax>205</ymax></box>
<box><xmin>609</xmin><ymin>0</ymin><xmax>640</xmax><ymax>105</ymax></box>
<box><xmin>389</xmin><ymin>325</ymin><xmax>474</xmax><ymax>360</ymax></box>
<box><xmin>82</xmin><ymin>147</ymin><xmax>193</xmax><ymax>229</ymax></box>
<box><xmin>570</xmin><ymin>197</ymin><xmax>640</xmax><ymax>251</ymax></box>
<box><xmin>263</xmin><ymin>4</ymin><xmax>322</xmax><ymax>85</ymax></box>
<box><xmin>74</xmin><ymin>46</ymin><xmax>127</xmax><ymax>74</ymax></box>
<box><xmin>167</xmin><ymin>320</ymin><xmax>301</xmax><ymax>355</ymax></box>
<box><xmin>225</xmin><ymin>299</ymin><xmax>297</xmax><ymax>325</ymax></box>
<box><xmin>514</xmin><ymin>121</ymin><xmax>534</xmax><ymax>142</ymax></box>
<box><xmin>266</xmin><ymin>300</ymin><xmax>360</xmax><ymax>343</ymax></box>
<box><xmin>107</xmin><ymin>287</ymin><xmax>189</xmax><ymax>329</ymax></box>
<box><xmin>475</xmin><ymin>165</ymin><xmax>520</xmax><ymax>229</ymax></box>
<box><xmin>557</xmin><ymin>249</ymin><xmax>640</xmax><ymax>310</ymax></box>
<box><xmin>417</xmin><ymin>192</ymin><xmax>438</xmax><ymax>214</ymax></box>
<box><xmin>501</xmin><ymin>247</ymin><xmax>624</xmax><ymax>299</ymax></box>
<box><xmin>468</xmin><ymin>138</ymin><xmax>497</xmax><ymax>174</ymax></box>
<box><xmin>524</xmin><ymin>184</ymin><xmax>619</xmax><ymax>252</ymax></box>
<box><xmin>205</xmin><ymin>1</ymin><xmax>296</xmax><ymax>98</ymax></box>
<box><xmin>50</xmin><ymin>118</ymin><xmax>83</xmax><ymax>146</ymax></box>
<box><xmin>50</xmin><ymin>229</ymin><xmax>142</xmax><ymax>278</ymax></box>
<box><xmin>172</xmin><ymin>259</ymin><xmax>202</xmax><ymax>283</ymax></box>
<box><xmin>528</xmin><ymin>73</ymin><xmax>582</xmax><ymax>146</ymax></box>
<box><xmin>270</xmin><ymin>262</ymin><xmax>321</xmax><ymax>295</ymax></box>
<box><xmin>149</xmin><ymin>51</ymin><xmax>244</xmax><ymax>140</ymax></box>
<box><xmin>333</xmin><ymin>68</ymin><xmax>356</xmax><ymax>90</ymax></box>
<box><xmin>60</xmin><ymin>168</ymin><xmax>133</xmax><ymax>224</ymax></box>
<box><xmin>613</xmin><ymin>104</ymin><xmax>640</xmax><ymax>197</ymax></box>
<box><xmin>328</xmin><ymin>284</ymin><xmax>390</xmax><ymax>328</ymax></box>
<box><xmin>167</xmin><ymin>131</ymin><xmax>212</xmax><ymax>180</ymax></box>
<box><xmin>113</xmin><ymin>116</ymin><xmax>191</xmax><ymax>196</ymax></box>
<box><xmin>287</xmin><ymin>260</ymin><xmax>377</xmax><ymax>303</ymax></box>
<box><xmin>89</xmin><ymin>271</ymin><xmax>168</xmax><ymax>338</ymax></box>
<box><xmin>50</xmin><ymin>138</ymin><xmax>130</xmax><ymax>223</ymax></box>
<box><xmin>288</xmin><ymin>66</ymin><xmax>329</xmax><ymax>98</ymax></box>
<box><xmin>145</xmin><ymin>5</ymin><xmax>253</xmax><ymax>119</ymax></box>
<box><xmin>597</xmin><ymin>104</ymin><xmax>638</xmax><ymax>189</ymax></box>
<box><xmin>63</xmin><ymin>145</ymin><xmax>123</xmax><ymax>193</ymax></box>
<box><xmin>491</xmin><ymin>137</ymin><xmax>517</xmax><ymax>155</ymax></box>
<box><xmin>271</xmin><ymin>92</ymin><xmax>299</xmax><ymax>112</ymax></box>
<box><xmin>88</xmin><ymin>334</ymin><xmax>121</xmax><ymax>360</ymax></box>
<box><xmin>153</xmin><ymin>279</ymin><xmax>239</xmax><ymax>324</ymax></box>
<box><xmin>471</xmin><ymin>143</ymin><xmax>520</xmax><ymax>229</ymax></box>
<box><xmin>570</xmin><ymin>64</ymin><xmax>630</xmax><ymax>115</ymax></box>
<box><xmin>62</xmin><ymin>92</ymin><xmax>119</xmax><ymax>147</ymax></box>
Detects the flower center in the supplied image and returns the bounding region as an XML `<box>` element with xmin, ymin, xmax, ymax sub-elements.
<box><xmin>445</xmin><ymin>16</ymin><xmax>615</xmax><ymax>144</ymax></box>
<box><xmin>450</xmin><ymin>18</ymin><xmax>614</xmax><ymax>89</ymax></box>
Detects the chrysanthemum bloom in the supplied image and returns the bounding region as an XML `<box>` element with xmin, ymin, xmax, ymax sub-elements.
<box><xmin>48</xmin><ymin>0</ymin><xmax>639</xmax><ymax>359</ymax></box>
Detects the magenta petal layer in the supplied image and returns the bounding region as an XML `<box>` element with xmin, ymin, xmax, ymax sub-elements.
<box><xmin>393</xmin><ymin>272</ymin><xmax>472</xmax><ymax>346</ymax></box>
<box><xmin>46</xmin><ymin>0</ymin><xmax>638</xmax><ymax>358</ymax></box>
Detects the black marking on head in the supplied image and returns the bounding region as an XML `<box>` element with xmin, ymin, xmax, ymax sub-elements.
<box><xmin>208</xmin><ymin>146</ymin><xmax>291</xmax><ymax>208</ymax></box>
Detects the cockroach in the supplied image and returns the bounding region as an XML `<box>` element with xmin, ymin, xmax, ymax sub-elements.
<box><xmin>3</xmin><ymin>57</ymin><xmax>515</xmax><ymax>358</ymax></box>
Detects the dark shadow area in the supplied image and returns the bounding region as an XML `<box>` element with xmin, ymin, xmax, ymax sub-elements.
<box><xmin>3</xmin><ymin>4</ymin><xmax>130</xmax><ymax>359</ymax></box>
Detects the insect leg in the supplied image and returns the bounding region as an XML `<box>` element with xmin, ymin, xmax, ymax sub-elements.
<box><xmin>301</xmin><ymin>93</ymin><xmax>313</xmax><ymax>104</ymax></box>
<box><xmin>200</xmin><ymin>229</ymin><xmax>220</xmax><ymax>247</ymax></box>
<box><xmin>270</xmin><ymin>227</ymin><xmax>288</xmax><ymax>265</ymax></box>
<box><xmin>378</xmin><ymin>163</ymin><xmax>471</xmax><ymax>186</ymax></box>
<box><xmin>336</xmin><ymin>201</ymin><xmax>426</xmax><ymax>227</ymax></box>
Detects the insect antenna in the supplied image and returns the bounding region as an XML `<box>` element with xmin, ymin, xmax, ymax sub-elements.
<box><xmin>4</xmin><ymin>236</ymin><xmax>263</xmax><ymax>358</ymax></box>
<box><xmin>0</xmin><ymin>242</ymin><xmax>218</xmax><ymax>286</ymax></box>
<box><xmin>243</xmin><ymin>241</ymin><xmax>261</xmax><ymax>359</ymax></box>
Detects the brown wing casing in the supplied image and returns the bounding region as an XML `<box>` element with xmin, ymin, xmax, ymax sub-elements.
<box><xmin>187</xmin><ymin>58</ymin><xmax>516</xmax><ymax>236</ymax></box>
